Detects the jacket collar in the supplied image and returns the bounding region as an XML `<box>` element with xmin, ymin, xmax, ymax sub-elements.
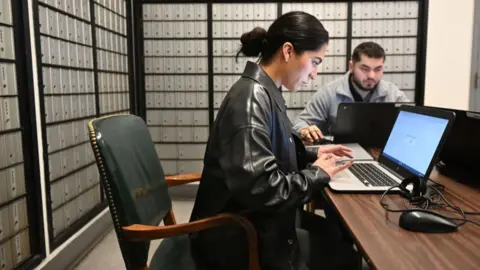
<box><xmin>336</xmin><ymin>71</ymin><xmax>388</xmax><ymax>101</ymax></box>
<box><xmin>241</xmin><ymin>61</ymin><xmax>286</xmax><ymax>111</ymax></box>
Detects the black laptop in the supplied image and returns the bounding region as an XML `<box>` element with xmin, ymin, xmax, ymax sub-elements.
<box><xmin>332</xmin><ymin>102</ymin><xmax>414</xmax><ymax>148</ymax></box>
<box><xmin>426</xmin><ymin>107</ymin><xmax>480</xmax><ymax>171</ymax></box>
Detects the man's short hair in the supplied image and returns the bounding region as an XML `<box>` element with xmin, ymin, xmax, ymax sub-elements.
<box><xmin>351</xmin><ymin>42</ymin><xmax>386</xmax><ymax>62</ymax></box>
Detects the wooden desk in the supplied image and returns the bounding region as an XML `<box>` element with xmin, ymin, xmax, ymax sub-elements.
<box><xmin>324</xmin><ymin>151</ymin><xmax>480</xmax><ymax>270</ymax></box>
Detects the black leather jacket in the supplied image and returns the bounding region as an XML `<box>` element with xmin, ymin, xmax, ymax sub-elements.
<box><xmin>189</xmin><ymin>62</ymin><xmax>331</xmax><ymax>270</ymax></box>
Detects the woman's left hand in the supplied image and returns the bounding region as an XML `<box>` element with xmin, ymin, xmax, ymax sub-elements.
<box><xmin>317</xmin><ymin>144</ymin><xmax>353</xmax><ymax>159</ymax></box>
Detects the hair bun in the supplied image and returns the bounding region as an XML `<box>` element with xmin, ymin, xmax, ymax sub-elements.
<box><xmin>238</xmin><ymin>27</ymin><xmax>267</xmax><ymax>57</ymax></box>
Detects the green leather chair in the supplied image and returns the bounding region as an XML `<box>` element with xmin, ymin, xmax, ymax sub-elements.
<box><xmin>87</xmin><ymin>114</ymin><xmax>261</xmax><ymax>270</ymax></box>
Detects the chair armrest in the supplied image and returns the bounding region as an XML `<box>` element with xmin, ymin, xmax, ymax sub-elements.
<box><xmin>122</xmin><ymin>213</ymin><xmax>260</xmax><ymax>270</ymax></box>
<box><xmin>165</xmin><ymin>173</ymin><xmax>201</xmax><ymax>186</ymax></box>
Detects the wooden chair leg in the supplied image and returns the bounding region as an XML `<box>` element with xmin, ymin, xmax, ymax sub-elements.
<box><xmin>306</xmin><ymin>202</ymin><xmax>314</xmax><ymax>213</ymax></box>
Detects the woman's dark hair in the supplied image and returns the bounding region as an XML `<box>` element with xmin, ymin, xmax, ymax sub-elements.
<box><xmin>236</xmin><ymin>11</ymin><xmax>329</xmax><ymax>63</ymax></box>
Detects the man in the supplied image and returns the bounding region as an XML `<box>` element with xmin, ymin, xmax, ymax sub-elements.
<box><xmin>292</xmin><ymin>41</ymin><xmax>410</xmax><ymax>144</ymax></box>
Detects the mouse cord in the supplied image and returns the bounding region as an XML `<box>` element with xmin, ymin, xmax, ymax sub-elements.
<box><xmin>427</xmin><ymin>179</ymin><xmax>480</xmax><ymax>215</ymax></box>
<box><xmin>379</xmin><ymin>185</ymin><xmax>480</xmax><ymax>228</ymax></box>
<box><xmin>428</xmin><ymin>186</ymin><xmax>480</xmax><ymax>227</ymax></box>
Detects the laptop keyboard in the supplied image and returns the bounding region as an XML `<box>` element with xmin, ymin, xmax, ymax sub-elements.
<box><xmin>350</xmin><ymin>163</ymin><xmax>399</xmax><ymax>187</ymax></box>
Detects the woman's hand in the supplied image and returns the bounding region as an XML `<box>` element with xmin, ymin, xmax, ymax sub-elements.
<box><xmin>312</xmin><ymin>153</ymin><xmax>353</xmax><ymax>178</ymax></box>
<box><xmin>317</xmin><ymin>144</ymin><xmax>353</xmax><ymax>159</ymax></box>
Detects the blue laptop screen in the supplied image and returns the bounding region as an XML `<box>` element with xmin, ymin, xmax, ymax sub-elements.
<box><xmin>382</xmin><ymin>110</ymin><xmax>449</xmax><ymax>177</ymax></box>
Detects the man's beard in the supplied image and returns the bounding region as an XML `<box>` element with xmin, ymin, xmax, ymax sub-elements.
<box><xmin>352</xmin><ymin>75</ymin><xmax>379</xmax><ymax>91</ymax></box>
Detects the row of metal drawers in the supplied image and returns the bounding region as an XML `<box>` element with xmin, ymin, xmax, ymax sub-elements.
<box><xmin>146</xmin><ymin>110</ymin><xmax>208</xmax><ymax>126</ymax></box>
<box><xmin>49</xmin><ymin>164</ymin><xmax>100</xmax><ymax>210</ymax></box>
<box><xmin>52</xmin><ymin>184</ymin><xmax>101</xmax><ymax>237</ymax></box>
<box><xmin>48</xmin><ymin>142</ymin><xmax>95</xmax><ymax>182</ymax></box>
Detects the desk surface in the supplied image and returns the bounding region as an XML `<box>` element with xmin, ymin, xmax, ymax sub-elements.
<box><xmin>324</xmin><ymin>151</ymin><xmax>480</xmax><ymax>270</ymax></box>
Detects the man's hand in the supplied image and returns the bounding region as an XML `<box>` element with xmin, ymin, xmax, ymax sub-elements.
<box><xmin>299</xmin><ymin>125</ymin><xmax>324</xmax><ymax>145</ymax></box>
<box><xmin>317</xmin><ymin>144</ymin><xmax>353</xmax><ymax>159</ymax></box>
<box><xmin>312</xmin><ymin>153</ymin><xmax>353</xmax><ymax>178</ymax></box>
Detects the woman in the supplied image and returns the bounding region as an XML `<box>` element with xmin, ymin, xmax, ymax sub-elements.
<box><xmin>189</xmin><ymin>11</ymin><xmax>359</xmax><ymax>270</ymax></box>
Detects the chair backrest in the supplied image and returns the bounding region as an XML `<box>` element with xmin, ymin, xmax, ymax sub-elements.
<box><xmin>88</xmin><ymin>114</ymin><xmax>172</xmax><ymax>269</ymax></box>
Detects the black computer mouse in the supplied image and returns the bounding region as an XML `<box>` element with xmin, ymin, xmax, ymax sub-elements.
<box><xmin>399</xmin><ymin>210</ymin><xmax>459</xmax><ymax>233</ymax></box>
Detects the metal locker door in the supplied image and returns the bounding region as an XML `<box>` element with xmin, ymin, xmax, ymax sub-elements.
<box><xmin>155</xmin><ymin>144</ymin><xmax>179</xmax><ymax>159</ymax></box>
<box><xmin>0</xmin><ymin>0</ymin><xmax>13</xmax><ymax>25</ymax></box>
<box><xmin>175</xmin><ymin>58</ymin><xmax>185</xmax><ymax>73</ymax></box>
<box><xmin>0</xmin><ymin>26</ymin><xmax>15</xmax><ymax>61</ymax></box>
<box><xmin>160</xmin><ymin>127</ymin><xmax>178</xmax><ymax>142</ymax></box>
<box><xmin>212</xmin><ymin>22</ymin><xmax>221</xmax><ymax>38</ymax></box>
<box><xmin>10</xmin><ymin>198</ymin><xmax>28</xmax><ymax>233</ymax></box>
<box><xmin>5</xmin><ymin>132</ymin><xmax>22</xmax><ymax>167</ymax></box>
<box><xmin>195</xmin><ymin>22</ymin><xmax>207</xmax><ymax>38</ymax></box>
<box><xmin>176</xmin><ymin>92</ymin><xmax>186</xmax><ymax>108</ymax></box>
<box><xmin>185</xmin><ymin>22</ymin><xmax>195</xmax><ymax>38</ymax></box>
<box><xmin>178</xmin><ymin>127</ymin><xmax>193</xmax><ymax>142</ymax></box>
<box><xmin>50</xmin><ymin>179</ymin><xmax>64</xmax><ymax>209</ymax></box>
<box><xmin>402</xmin><ymin>73</ymin><xmax>415</xmax><ymax>90</ymax></box>
<box><xmin>161</xmin><ymin>93</ymin><xmax>173</xmax><ymax>108</ymax></box>
<box><xmin>177</xmin><ymin>110</ymin><xmax>193</xmax><ymax>126</ymax></box>
<box><xmin>46</xmin><ymin>9</ymin><xmax>58</xmax><ymax>37</ymax></box>
<box><xmin>222</xmin><ymin>58</ymin><xmax>232</xmax><ymax>73</ymax></box>
<box><xmin>1</xmin><ymin>97</ymin><xmax>20</xmax><ymax>131</ymax></box>
<box><xmin>145</xmin><ymin>110</ymin><xmax>158</xmax><ymax>125</ymax></box>
<box><xmin>0</xmin><ymin>169</ymin><xmax>8</xmax><ymax>204</ymax></box>
<box><xmin>197</xmin><ymin>40</ymin><xmax>207</xmax><ymax>56</ymax></box>
<box><xmin>52</xmin><ymin>207</ymin><xmax>65</xmax><ymax>237</ymax></box>
<box><xmin>196</xmin><ymin>58</ymin><xmax>207</xmax><ymax>74</ymax></box>
<box><xmin>87</xmin><ymin>94</ymin><xmax>96</xmax><ymax>116</ymax></box>
<box><xmin>64</xmin><ymin>200</ymin><xmax>74</xmax><ymax>228</ymax></box>
<box><xmin>322</xmin><ymin>57</ymin><xmax>333</xmax><ymax>73</ymax></box>
<box><xmin>6</xmin><ymin>164</ymin><xmax>26</xmax><ymax>201</ymax></box>
<box><xmin>213</xmin><ymin>76</ymin><xmax>222</xmax><ymax>91</ymax></box>
<box><xmin>213</xmin><ymin>58</ymin><xmax>222</xmax><ymax>73</ymax></box>
<box><xmin>193</xmin><ymin>127</ymin><xmax>209</xmax><ymax>142</ymax></box>
<box><xmin>186</xmin><ymin>76</ymin><xmax>195</xmax><ymax>91</ymax></box>
<box><xmin>0</xmin><ymin>63</ymin><xmax>15</xmax><ymax>96</ymax></box>
<box><xmin>196</xmin><ymin>76</ymin><xmax>207</xmax><ymax>91</ymax></box>
<box><xmin>69</xmin><ymin>70</ymin><xmax>78</xmax><ymax>94</ymax></box>
<box><xmin>72</xmin><ymin>121</ymin><xmax>80</xmax><ymax>145</ymax></box>
<box><xmin>149</xmin><ymin>127</ymin><xmax>162</xmax><ymax>142</ymax></box>
<box><xmin>193</xmin><ymin>110</ymin><xmax>207</xmax><ymax>126</ymax></box>
<box><xmin>160</xmin><ymin>110</ymin><xmax>175</xmax><ymax>125</ymax></box>
<box><xmin>186</xmin><ymin>93</ymin><xmax>196</xmax><ymax>108</ymax></box>
<box><xmin>0</xmin><ymin>203</ymin><xmax>12</xmax><ymax>240</ymax></box>
<box><xmin>0</xmin><ymin>235</ymin><xmax>14</xmax><ymax>270</ymax></box>
<box><xmin>196</xmin><ymin>93</ymin><xmax>207</xmax><ymax>108</ymax></box>
<box><xmin>195</xmin><ymin>4</ymin><xmax>207</xmax><ymax>20</ymax></box>
<box><xmin>69</xmin><ymin>173</ymin><xmax>79</xmax><ymax>199</ymax></box>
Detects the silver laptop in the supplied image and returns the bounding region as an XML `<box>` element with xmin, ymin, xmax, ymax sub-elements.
<box><xmin>306</xmin><ymin>142</ymin><xmax>375</xmax><ymax>161</ymax></box>
<box><xmin>329</xmin><ymin>106</ymin><xmax>455</xmax><ymax>192</ymax></box>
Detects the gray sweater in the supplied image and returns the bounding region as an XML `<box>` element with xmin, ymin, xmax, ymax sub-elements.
<box><xmin>292</xmin><ymin>71</ymin><xmax>410</xmax><ymax>135</ymax></box>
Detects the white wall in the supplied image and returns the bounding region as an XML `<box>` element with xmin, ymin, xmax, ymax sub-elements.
<box><xmin>424</xmin><ymin>0</ymin><xmax>476</xmax><ymax>110</ymax></box>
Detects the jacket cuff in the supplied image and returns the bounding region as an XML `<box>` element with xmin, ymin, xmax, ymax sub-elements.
<box><xmin>303</xmin><ymin>164</ymin><xmax>331</xmax><ymax>190</ymax></box>
<box><xmin>305</xmin><ymin>147</ymin><xmax>318</xmax><ymax>163</ymax></box>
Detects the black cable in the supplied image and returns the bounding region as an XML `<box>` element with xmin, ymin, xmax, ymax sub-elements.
<box><xmin>427</xmin><ymin>178</ymin><xmax>444</xmax><ymax>188</ymax></box>
<box><xmin>380</xmin><ymin>184</ymin><xmax>480</xmax><ymax>228</ymax></box>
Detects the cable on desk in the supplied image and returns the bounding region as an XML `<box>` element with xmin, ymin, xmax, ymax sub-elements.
<box><xmin>379</xmin><ymin>184</ymin><xmax>480</xmax><ymax>228</ymax></box>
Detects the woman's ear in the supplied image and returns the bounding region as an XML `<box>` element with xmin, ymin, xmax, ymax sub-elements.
<box><xmin>282</xmin><ymin>42</ymin><xmax>294</xmax><ymax>63</ymax></box>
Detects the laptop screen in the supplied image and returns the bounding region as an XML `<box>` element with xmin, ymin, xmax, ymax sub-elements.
<box><xmin>382</xmin><ymin>110</ymin><xmax>449</xmax><ymax>177</ymax></box>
